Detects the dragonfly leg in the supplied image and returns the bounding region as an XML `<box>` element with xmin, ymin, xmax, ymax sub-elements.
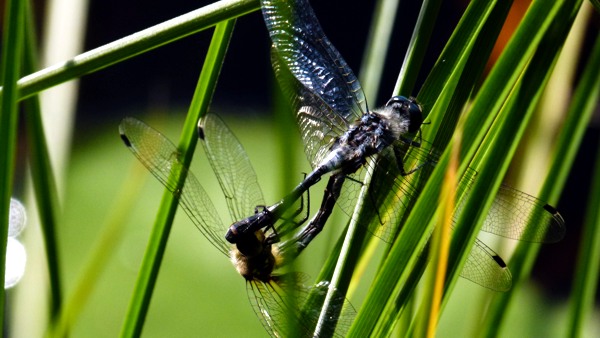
<box><xmin>399</xmin><ymin>135</ymin><xmax>421</xmax><ymax>148</ymax></box>
<box><xmin>254</xmin><ymin>205</ymin><xmax>268</xmax><ymax>214</ymax></box>
<box><xmin>394</xmin><ymin>140</ymin><xmax>433</xmax><ymax>176</ymax></box>
<box><xmin>399</xmin><ymin>121</ymin><xmax>427</xmax><ymax>147</ymax></box>
<box><xmin>285</xmin><ymin>172</ymin><xmax>311</xmax><ymax>223</ymax></box>
<box><xmin>282</xmin><ymin>167</ymin><xmax>325</xmax><ymax>210</ymax></box>
<box><xmin>400</xmin><ymin>161</ymin><xmax>430</xmax><ymax>176</ymax></box>
<box><xmin>280</xmin><ymin>175</ymin><xmax>344</xmax><ymax>260</ymax></box>
<box><xmin>271</xmin><ymin>187</ymin><xmax>311</xmax><ymax>241</ymax></box>
<box><xmin>284</xmin><ymin>184</ymin><xmax>310</xmax><ymax>225</ymax></box>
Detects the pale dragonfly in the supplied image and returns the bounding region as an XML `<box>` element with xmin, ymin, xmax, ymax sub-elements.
<box><xmin>119</xmin><ymin>113</ymin><xmax>355</xmax><ymax>337</ymax></box>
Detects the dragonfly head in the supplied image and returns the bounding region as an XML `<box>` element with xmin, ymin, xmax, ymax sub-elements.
<box><xmin>376</xmin><ymin>96</ymin><xmax>423</xmax><ymax>139</ymax></box>
<box><xmin>385</xmin><ymin>96</ymin><xmax>423</xmax><ymax>134</ymax></box>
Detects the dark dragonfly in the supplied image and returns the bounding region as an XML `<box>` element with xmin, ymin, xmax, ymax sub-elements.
<box><xmin>225</xmin><ymin>0</ymin><xmax>423</xmax><ymax>247</ymax></box>
<box><xmin>119</xmin><ymin>114</ymin><xmax>354</xmax><ymax>337</ymax></box>
<box><xmin>228</xmin><ymin>0</ymin><xmax>566</xmax><ymax>292</ymax></box>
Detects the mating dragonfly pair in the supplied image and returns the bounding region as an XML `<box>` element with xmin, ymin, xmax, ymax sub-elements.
<box><xmin>119</xmin><ymin>0</ymin><xmax>565</xmax><ymax>336</ymax></box>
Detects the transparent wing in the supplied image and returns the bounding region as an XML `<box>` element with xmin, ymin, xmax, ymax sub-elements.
<box><xmin>262</xmin><ymin>0</ymin><xmax>367</xmax><ymax>121</ymax></box>
<box><xmin>198</xmin><ymin>113</ymin><xmax>265</xmax><ymax>222</ymax></box>
<box><xmin>271</xmin><ymin>49</ymin><xmax>350</xmax><ymax>167</ymax></box>
<box><xmin>247</xmin><ymin>274</ymin><xmax>355</xmax><ymax>337</ymax></box>
<box><xmin>481</xmin><ymin>185</ymin><xmax>565</xmax><ymax>243</ymax></box>
<box><xmin>119</xmin><ymin>117</ymin><xmax>230</xmax><ymax>256</ymax></box>
<box><xmin>331</xmin><ymin>139</ymin><xmax>564</xmax><ymax>291</ymax></box>
<box><xmin>264</xmin><ymin>0</ymin><xmax>368</xmax><ymax>168</ymax></box>
<box><xmin>461</xmin><ymin>239</ymin><xmax>512</xmax><ymax>291</ymax></box>
<box><xmin>336</xmin><ymin>139</ymin><xmax>565</xmax><ymax>244</ymax></box>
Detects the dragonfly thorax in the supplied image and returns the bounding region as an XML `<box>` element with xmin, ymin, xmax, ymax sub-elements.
<box><xmin>231</xmin><ymin>230</ymin><xmax>283</xmax><ymax>282</ymax></box>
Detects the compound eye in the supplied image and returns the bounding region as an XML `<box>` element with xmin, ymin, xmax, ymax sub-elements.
<box><xmin>407</xmin><ymin>102</ymin><xmax>423</xmax><ymax>133</ymax></box>
<box><xmin>386</xmin><ymin>95</ymin><xmax>409</xmax><ymax>107</ymax></box>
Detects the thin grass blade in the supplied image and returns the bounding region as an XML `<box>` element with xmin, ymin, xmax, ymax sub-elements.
<box><xmin>21</xmin><ymin>0</ymin><xmax>63</xmax><ymax>320</ymax></box>
<box><xmin>119</xmin><ymin>20</ymin><xmax>236</xmax><ymax>337</ymax></box>
<box><xmin>395</xmin><ymin>0</ymin><xmax>443</xmax><ymax>96</ymax></box>
<box><xmin>360</xmin><ymin>0</ymin><xmax>401</xmax><ymax>102</ymax></box>
<box><xmin>0</xmin><ymin>0</ymin><xmax>25</xmax><ymax>331</ymax></box>
<box><xmin>7</xmin><ymin>0</ymin><xmax>259</xmax><ymax>101</ymax></box>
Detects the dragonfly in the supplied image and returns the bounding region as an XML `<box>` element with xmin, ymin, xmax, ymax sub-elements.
<box><xmin>227</xmin><ymin>0</ymin><xmax>566</xmax><ymax>292</ymax></box>
<box><xmin>119</xmin><ymin>114</ymin><xmax>354</xmax><ymax>337</ymax></box>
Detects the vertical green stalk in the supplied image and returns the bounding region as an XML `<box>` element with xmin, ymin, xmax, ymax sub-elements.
<box><xmin>0</xmin><ymin>0</ymin><xmax>25</xmax><ymax>331</ymax></box>
<box><xmin>417</xmin><ymin>0</ymin><xmax>500</xmax><ymax>109</ymax></box>
<box><xmin>273</xmin><ymin>78</ymin><xmax>297</xmax><ymax>198</ymax></box>
<box><xmin>394</xmin><ymin>0</ymin><xmax>443</xmax><ymax>96</ymax></box>
<box><xmin>119</xmin><ymin>20</ymin><xmax>236</xmax><ymax>338</ymax></box>
<box><xmin>418</xmin><ymin>133</ymin><xmax>461</xmax><ymax>338</ymax></box>
<box><xmin>22</xmin><ymin>0</ymin><xmax>63</xmax><ymax>319</ymax></box>
<box><xmin>359</xmin><ymin>0</ymin><xmax>400</xmax><ymax>102</ymax></box>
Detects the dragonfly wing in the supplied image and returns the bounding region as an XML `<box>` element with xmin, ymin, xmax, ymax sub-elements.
<box><xmin>199</xmin><ymin>113</ymin><xmax>265</xmax><ymax>222</ymax></box>
<box><xmin>262</xmin><ymin>0</ymin><xmax>367</xmax><ymax>121</ymax></box>
<box><xmin>247</xmin><ymin>273</ymin><xmax>355</xmax><ymax>337</ymax></box>
<box><xmin>481</xmin><ymin>184</ymin><xmax>566</xmax><ymax>243</ymax></box>
<box><xmin>460</xmin><ymin>238</ymin><xmax>512</xmax><ymax>292</ymax></box>
<box><xmin>271</xmin><ymin>48</ymin><xmax>349</xmax><ymax>168</ymax></box>
<box><xmin>395</xmin><ymin>139</ymin><xmax>566</xmax><ymax>244</ymax></box>
<box><xmin>333</xmin><ymin>140</ymin><xmax>517</xmax><ymax>291</ymax></box>
<box><xmin>119</xmin><ymin>117</ymin><xmax>230</xmax><ymax>256</ymax></box>
<box><xmin>265</xmin><ymin>0</ymin><xmax>368</xmax><ymax>168</ymax></box>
